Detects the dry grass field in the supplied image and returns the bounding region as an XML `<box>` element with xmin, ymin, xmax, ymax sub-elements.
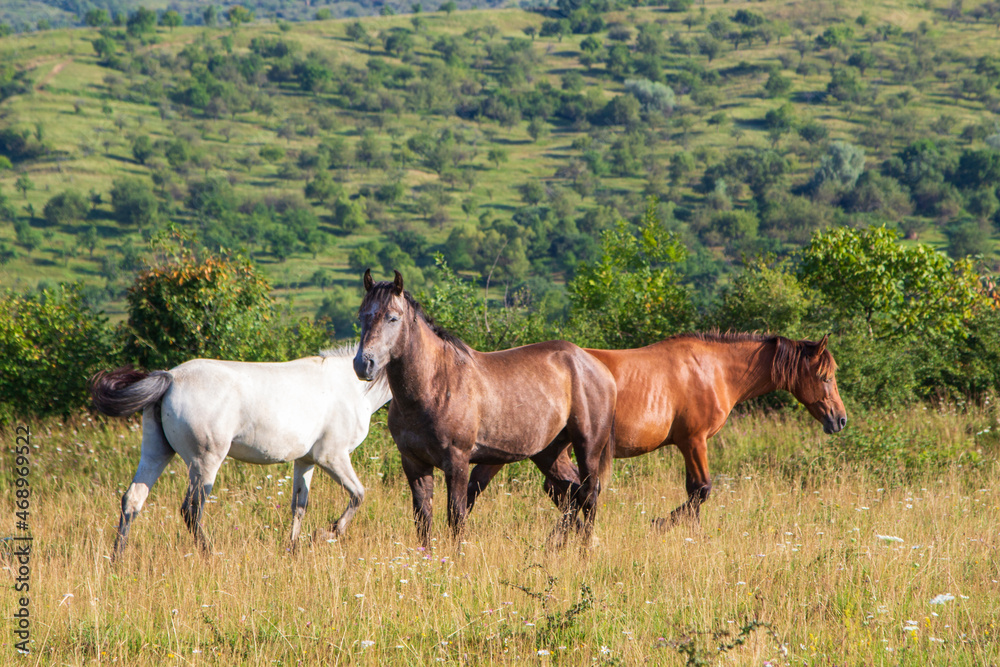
<box><xmin>3</xmin><ymin>403</ymin><xmax>999</xmax><ymax>665</ymax></box>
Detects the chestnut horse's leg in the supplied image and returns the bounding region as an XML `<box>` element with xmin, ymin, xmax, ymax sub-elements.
<box><xmin>655</xmin><ymin>435</ymin><xmax>712</xmax><ymax>529</ymax></box>
<box><xmin>400</xmin><ymin>453</ymin><xmax>434</xmax><ymax>547</ymax></box>
<box><xmin>467</xmin><ymin>463</ymin><xmax>502</xmax><ymax>510</ymax></box>
<box><xmin>468</xmin><ymin>454</ymin><xmax>583</xmax><ymax>514</ymax></box>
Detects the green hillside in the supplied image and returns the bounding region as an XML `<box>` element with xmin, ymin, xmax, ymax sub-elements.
<box><xmin>1</xmin><ymin>0</ymin><xmax>999</xmax><ymax>330</ymax></box>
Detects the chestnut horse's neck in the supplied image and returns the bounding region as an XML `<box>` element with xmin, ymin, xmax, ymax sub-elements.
<box><xmin>720</xmin><ymin>338</ymin><xmax>786</xmax><ymax>407</ymax></box>
<box><xmin>385</xmin><ymin>311</ymin><xmax>465</xmax><ymax>406</ymax></box>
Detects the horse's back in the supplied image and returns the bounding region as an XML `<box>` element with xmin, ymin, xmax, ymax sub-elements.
<box><xmin>586</xmin><ymin>339</ymin><xmax>727</xmax><ymax>456</ymax></box>
<box><xmin>160</xmin><ymin>356</ymin><xmax>369</xmax><ymax>464</ymax></box>
<box><xmin>468</xmin><ymin>340</ymin><xmax>615</xmax><ymax>452</ymax></box>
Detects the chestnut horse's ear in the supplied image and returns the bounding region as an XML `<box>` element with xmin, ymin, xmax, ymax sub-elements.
<box><xmin>393</xmin><ymin>270</ymin><xmax>404</xmax><ymax>295</ymax></box>
<box><xmin>815</xmin><ymin>333</ymin><xmax>829</xmax><ymax>355</ymax></box>
<box><xmin>363</xmin><ymin>268</ymin><xmax>373</xmax><ymax>292</ymax></box>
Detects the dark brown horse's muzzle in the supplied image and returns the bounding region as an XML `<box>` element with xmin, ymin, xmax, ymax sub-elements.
<box><xmin>354</xmin><ymin>355</ymin><xmax>375</xmax><ymax>381</ymax></box>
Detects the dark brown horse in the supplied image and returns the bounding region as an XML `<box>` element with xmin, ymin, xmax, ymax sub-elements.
<box><xmin>469</xmin><ymin>332</ymin><xmax>847</xmax><ymax>527</ymax></box>
<box><xmin>353</xmin><ymin>270</ymin><xmax>616</xmax><ymax>546</ymax></box>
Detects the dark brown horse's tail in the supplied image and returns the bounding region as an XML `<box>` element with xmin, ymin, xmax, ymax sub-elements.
<box><xmin>597</xmin><ymin>410</ymin><xmax>616</xmax><ymax>491</ymax></box>
<box><xmin>89</xmin><ymin>367</ymin><xmax>173</xmax><ymax>417</ymax></box>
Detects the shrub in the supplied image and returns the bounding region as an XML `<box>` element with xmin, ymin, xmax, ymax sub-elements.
<box><xmin>0</xmin><ymin>284</ymin><xmax>117</xmax><ymax>421</ymax></box>
<box><xmin>43</xmin><ymin>190</ymin><xmax>89</xmax><ymax>226</ymax></box>
<box><xmin>121</xmin><ymin>243</ymin><xmax>328</xmax><ymax>370</ymax></box>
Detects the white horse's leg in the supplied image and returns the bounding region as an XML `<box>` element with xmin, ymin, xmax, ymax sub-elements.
<box><xmin>317</xmin><ymin>449</ymin><xmax>366</xmax><ymax>537</ymax></box>
<box><xmin>180</xmin><ymin>454</ymin><xmax>225</xmax><ymax>553</ymax></box>
<box><xmin>113</xmin><ymin>406</ymin><xmax>175</xmax><ymax>560</ymax></box>
<box><xmin>289</xmin><ymin>460</ymin><xmax>315</xmax><ymax>549</ymax></box>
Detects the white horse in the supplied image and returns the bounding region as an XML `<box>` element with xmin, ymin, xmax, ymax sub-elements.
<box><xmin>89</xmin><ymin>345</ymin><xmax>392</xmax><ymax>559</ymax></box>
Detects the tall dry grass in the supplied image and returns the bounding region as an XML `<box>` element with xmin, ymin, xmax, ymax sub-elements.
<box><xmin>3</xmin><ymin>403</ymin><xmax>999</xmax><ymax>665</ymax></box>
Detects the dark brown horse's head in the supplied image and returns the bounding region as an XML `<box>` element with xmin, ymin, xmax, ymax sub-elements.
<box><xmin>353</xmin><ymin>269</ymin><xmax>408</xmax><ymax>381</ymax></box>
<box><xmin>776</xmin><ymin>335</ymin><xmax>848</xmax><ymax>434</ymax></box>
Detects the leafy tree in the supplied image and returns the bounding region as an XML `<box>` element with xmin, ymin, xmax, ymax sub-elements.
<box><xmin>203</xmin><ymin>5</ymin><xmax>217</xmax><ymax>26</ymax></box>
<box><xmin>798</xmin><ymin>225</ymin><xmax>985</xmax><ymax>339</ymax></box>
<box><xmin>84</xmin><ymin>8</ymin><xmax>111</xmax><ymax>26</ymax></box>
<box><xmin>227</xmin><ymin>6</ymin><xmax>254</xmax><ymax>28</ymax></box>
<box><xmin>14</xmin><ymin>173</ymin><xmax>33</xmax><ymax>199</ymax></box>
<box><xmin>487</xmin><ymin>147</ymin><xmax>508</xmax><ymax>168</ymax></box>
<box><xmin>440</xmin><ymin>0</ymin><xmax>457</xmax><ymax>14</ymax></box>
<box><xmin>126</xmin><ymin>7</ymin><xmax>157</xmax><ymax>36</ymax></box>
<box><xmin>131</xmin><ymin>135</ymin><xmax>154</xmax><ymax>164</ymax></box>
<box><xmin>569</xmin><ymin>201</ymin><xmax>693</xmax><ymax>347</ymax></box>
<box><xmin>944</xmin><ymin>218</ymin><xmax>993</xmax><ymax>259</ymax></box>
<box><xmin>110</xmin><ymin>177</ymin><xmax>158</xmax><ymax>229</ymax></box>
<box><xmin>160</xmin><ymin>10</ymin><xmax>182</xmax><ymax>31</ymax></box>
<box><xmin>763</xmin><ymin>103</ymin><xmax>796</xmax><ymax>146</ymax></box>
<box><xmin>123</xmin><ymin>243</ymin><xmax>327</xmax><ymax>369</ymax></box>
<box><xmin>764</xmin><ymin>71</ymin><xmax>792</xmax><ymax>98</ymax></box>
<box><xmin>304</xmin><ymin>171</ymin><xmax>342</xmax><ymax>204</ymax></box>
<box><xmin>0</xmin><ymin>284</ymin><xmax>117</xmax><ymax>421</ymax></box>
<box><xmin>332</xmin><ymin>196</ymin><xmax>366</xmax><ymax>233</ymax></box>
<box><xmin>78</xmin><ymin>225</ymin><xmax>99</xmax><ymax>257</ymax></box>
<box><xmin>810</xmin><ymin>141</ymin><xmax>865</xmax><ymax>191</ymax></box>
<box><xmin>43</xmin><ymin>190</ymin><xmax>89</xmax><ymax>226</ymax></box>
<box><xmin>624</xmin><ymin>78</ymin><xmax>675</xmax><ymax>115</ymax></box>
<box><xmin>713</xmin><ymin>258</ymin><xmax>809</xmax><ymax>334</ymax></box>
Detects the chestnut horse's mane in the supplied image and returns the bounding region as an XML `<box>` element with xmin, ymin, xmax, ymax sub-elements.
<box><xmin>668</xmin><ymin>330</ymin><xmax>838</xmax><ymax>390</ymax></box>
<box><xmin>359</xmin><ymin>282</ymin><xmax>472</xmax><ymax>355</ymax></box>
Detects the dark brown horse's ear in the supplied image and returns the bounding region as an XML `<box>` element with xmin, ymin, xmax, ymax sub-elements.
<box><xmin>363</xmin><ymin>268</ymin><xmax>373</xmax><ymax>292</ymax></box>
<box><xmin>393</xmin><ymin>270</ymin><xmax>404</xmax><ymax>295</ymax></box>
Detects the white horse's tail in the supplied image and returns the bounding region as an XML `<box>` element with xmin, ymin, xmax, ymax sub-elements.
<box><xmin>89</xmin><ymin>367</ymin><xmax>173</xmax><ymax>417</ymax></box>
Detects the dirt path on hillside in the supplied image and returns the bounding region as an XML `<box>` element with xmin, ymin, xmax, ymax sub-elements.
<box><xmin>36</xmin><ymin>58</ymin><xmax>73</xmax><ymax>91</ymax></box>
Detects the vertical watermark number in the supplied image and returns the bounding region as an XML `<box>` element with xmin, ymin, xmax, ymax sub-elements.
<box><xmin>12</xmin><ymin>425</ymin><xmax>31</xmax><ymax>655</ymax></box>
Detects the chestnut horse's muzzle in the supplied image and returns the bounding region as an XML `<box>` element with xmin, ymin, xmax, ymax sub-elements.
<box><xmin>824</xmin><ymin>415</ymin><xmax>848</xmax><ymax>434</ymax></box>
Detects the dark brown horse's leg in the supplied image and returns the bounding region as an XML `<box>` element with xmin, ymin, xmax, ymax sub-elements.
<box><xmin>443</xmin><ymin>454</ymin><xmax>471</xmax><ymax>540</ymax></box>
<box><xmin>400</xmin><ymin>453</ymin><xmax>434</xmax><ymax>547</ymax></box>
<box><xmin>655</xmin><ymin>436</ymin><xmax>712</xmax><ymax>530</ymax></box>
<box><xmin>467</xmin><ymin>463</ymin><xmax>503</xmax><ymax>511</ymax></box>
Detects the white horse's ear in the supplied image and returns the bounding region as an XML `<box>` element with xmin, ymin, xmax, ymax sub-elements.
<box><xmin>363</xmin><ymin>268</ymin><xmax>373</xmax><ymax>292</ymax></box>
<box><xmin>393</xmin><ymin>270</ymin><xmax>404</xmax><ymax>295</ymax></box>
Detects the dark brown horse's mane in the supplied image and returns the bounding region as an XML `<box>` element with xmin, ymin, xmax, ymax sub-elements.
<box><xmin>360</xmin><ymin>281</ymin><xmax>472</xmax><ymax>355</ymax></box>
<box><xmin>669</xmin><ymin>330</ymin><xmax>837</xmax><ymax>390</ymax></box>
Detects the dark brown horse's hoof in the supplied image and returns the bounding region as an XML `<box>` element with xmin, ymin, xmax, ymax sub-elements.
<box><xmin>651</xmin><ymin>516</ymin><xmax>676</xmax><ymax>532</ymax></box>
<box><xmin>313</xmin><ymin>527</ymin><xmax>340</xmax><ymax>543</ymax></box>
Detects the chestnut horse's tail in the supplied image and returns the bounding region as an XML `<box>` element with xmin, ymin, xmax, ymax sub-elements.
<box><xmin>89</xmin><ymin>367</ymin><xmax>173</xmax><ymax>417</ymax></box>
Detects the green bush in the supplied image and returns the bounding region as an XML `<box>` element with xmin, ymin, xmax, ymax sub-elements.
<box><xmin>0</xmin><ymin>284</ymin><xmax>117</xmax><ymax>422</ymax></box>
<box><xmin>121</xmin><ymin>243</ymin><xmax>328</xmax><ymax>370</ymax></box>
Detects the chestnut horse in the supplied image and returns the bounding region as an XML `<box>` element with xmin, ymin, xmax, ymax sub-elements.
<box><xmin>353</xmin><ymin>270</ymin><xmax>616</xmax><ymax>547</ymax></box>
<box><xmin>468</xmin><ymin>332</ymin><xmax>847</xmax><ymax>527</ymax></box>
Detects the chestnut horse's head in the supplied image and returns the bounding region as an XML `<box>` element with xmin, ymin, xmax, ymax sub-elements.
<box><xmin>777</xmin><ymin>335</ymin><xmax>847</xmax><ymax>434</ymax></box>
<box><xmin>354</xmin><ymin>269</ymin><xmax>408</xmax><ymax>382</ymax></box>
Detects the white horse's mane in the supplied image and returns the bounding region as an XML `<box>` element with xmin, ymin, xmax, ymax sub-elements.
<box><xmin>319</xmin><ymin>343</ymin><xmax>359</xmax><ymax>359</ymax></box>
<box><xmin>319</xmin><ymin>343</ymin><xmax>389</xmax><ymax>398</ymax></box>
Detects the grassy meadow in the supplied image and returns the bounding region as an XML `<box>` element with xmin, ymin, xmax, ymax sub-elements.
<box><xmin>3</xmin><ymin>403</ymin><xmax>999</xmax><ymax>665</ymax></box>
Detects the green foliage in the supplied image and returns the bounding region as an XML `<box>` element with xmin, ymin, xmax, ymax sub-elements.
<box><xmin>711</xmin><ymin>258</ymin><xmax>809</xmax><ymax>335</ymax></box>
<box><xmin>0</xmin><ymin>284</ymin><xmax>117</xmax><ymax>422</ymax></box>
<box><xmin>43</xmin><ymin>190</ymin><xmax>89</xmax><ymax>226</ymax></box>
<box><xmin>110</xmin><ymin>177</ymin><xmax>158</xmax><ymax>229</ymax></box>
<box><xmin>121</xmin><ymin>240</ymin><xmax>327</xmax><ymax>370</ymax></box>
<box><xmin>798</xmin><ymin>225</ymin><xmax>986</xmax><ymax>340</ymax></box>
<box><xmin>810</xmin><ymin>141</ymin><xmax>866</xmax><ymax>191</ymax></box>
<box><xmin>569</xmin><ymin>201</ymin><xmax>693</xmax><ymax>347</ymax></box>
